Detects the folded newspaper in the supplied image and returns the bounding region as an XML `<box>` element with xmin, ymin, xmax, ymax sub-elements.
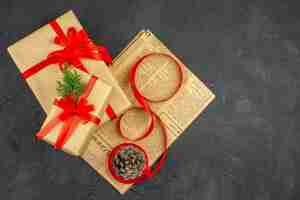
<box><xmin>81</xmin><ymin>30</ymin><xmax>215</xmax><ymax>194</ymax></box>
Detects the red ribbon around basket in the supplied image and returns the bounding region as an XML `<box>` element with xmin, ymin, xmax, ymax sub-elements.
<box><xmin>107</xmin><ymin>53</ymin><xmax>185</xmax><ymax>184</ymax></box>
<box><xmin>36</xmin><ymin>75</ymin><xmax>101</xmax><ymax>150</ymax></box>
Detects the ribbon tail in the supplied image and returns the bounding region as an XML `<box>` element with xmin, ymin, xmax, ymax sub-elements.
<box><xmin>49</xmin><ymin>20</ymin><xmax>67</xmax><ymax>42</ymax></box>
<box><xmin>144</xmin><ymin>167</ymin><xmax>154</xmax><ymax>178</ymax></box>
<box><xmin>36</xmin><ymin>116</ymin><xmax>61</xmax><ymax>140</ymax></box>
<box><xmin>53</xmin><ymin>117</ymin><xmax>73</xmax><ymax>150</ymax></box>
<box><xmin>105</xmin><ymin>105</ymin><xmax>117</xmax><ymax>120</ymax></box>
<box><xmin>148</xmin><ymin>115</ymin><xmax>168</xmax><ymax>176</ymax></box>
<box><xmin>97</xmin><ymin>46</ymin><xmax>112</xmax><ymax>64</ymax></box>
<box><xmin>80</xmin><ymin>76</ymin><xmax>97</xmax><ymax>99</ymax></box>
<box><xmin>54</xmin><ymin>116</ymin><xmax>81</xmax><ymax>150</ymax></box>
<box><xmin>102</xmin><ymin>53</ymin><xmax>112</xmax><ymax>65</ymax></box>
<box><xmin>72</xmin><ymin>59</ymin><xmax>89</xmax><ymax>73</ymax></box>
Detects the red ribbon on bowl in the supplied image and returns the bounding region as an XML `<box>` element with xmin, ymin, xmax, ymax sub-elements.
<box><xmin>36</xmin><ymin>75</ymin><xmax>101</xmax><ymax>150</ymax></box>
<box><xmin>107</xmin><ymin>53</ymin><xmax>185</xmax><ymax>184</ymax></box>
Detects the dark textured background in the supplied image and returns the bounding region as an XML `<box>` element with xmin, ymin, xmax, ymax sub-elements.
<box><xmin>1</xmin><ymin>0</ymin><xmax>300</xmax><ymax>199</ymax></box>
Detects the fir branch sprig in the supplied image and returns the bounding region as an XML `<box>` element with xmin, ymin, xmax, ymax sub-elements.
<box><xmin>56</xmin><ymin>67</ymin><xmax>85</xmax><ymax>101</ymax></box>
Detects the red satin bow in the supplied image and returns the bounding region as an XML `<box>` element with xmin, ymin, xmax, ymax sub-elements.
<box><xmin>49</xmin><ymin>27</ymin><xmax>112</xmax><ymax>73</ymax></box>
<box><xmin>36</xmin><ymin>76</ymin><xmax>101</xmax><ymax>150</ymax></box>
<box><xmin>55</xmin><ymin>96</ymin><xmax>100</xmax><ymax>125</ymax></box>
<box><xmin>21</xmin><ymin>20</ymin><xmax>112</xmax><ymax>79</ymax></box>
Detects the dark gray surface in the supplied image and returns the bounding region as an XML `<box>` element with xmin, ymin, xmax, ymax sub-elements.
<box><xmin>1</xmin><ymin>0</ymin><xmax>300</xmax><ymax>199</ymax></box>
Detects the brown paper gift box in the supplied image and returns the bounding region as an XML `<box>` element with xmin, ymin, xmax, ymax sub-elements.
<box><xmin>81</xmin><ymin>30</ymin><xmax>215</xmax><ymax>193</ymax></box>
<box><xmin>7</xmin><ymin>10</ymin><xmax>131</xmax><ymax>122</ymax></box>
<box><xmin>39</xmin><ymin>70</ymin><xmax>112</xmax><ymax>156</ymax></box>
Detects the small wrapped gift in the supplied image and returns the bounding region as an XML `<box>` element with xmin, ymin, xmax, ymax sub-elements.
<box><xmin>36</xmin><ymin>70</ymin><xmax>112</xmax><ymax>156</ymax></box>
<box><xmin>82</xmin><ymin>30</ymin><xmax>215</xmax><ymax>193</ymax></box>
<box><xmin>7</xmin><ymin>10</ymin><xmax>131</xmax><ymax>122</ymax></box>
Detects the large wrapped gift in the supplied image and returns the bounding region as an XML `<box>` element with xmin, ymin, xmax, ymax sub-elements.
<box><xmin>36</xmin><ymin>70</ymin><xmax>112</xmax><ymax>156</ymax></box>
<box><xmin>7</xmin><ymin>10</ymin><xmax>131</xmax><ymax>122</ymax></box>
<box><xmin>81</xmin><ymin>30</ymin><xmax>215</xmax><ymax>193</ymax></box>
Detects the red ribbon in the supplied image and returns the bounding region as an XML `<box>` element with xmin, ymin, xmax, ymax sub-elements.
<box><xmin>105</xmin><ymin>105</ymin><xmax>117</xmax><ymax>120</ymax></box>
<box><xmin>36</xmin><ymin>76</ymin><xmax>101</xmax><ymax>150</ymax></box>
<box><xmin>108</xmin><ymin>53</ymin><xmax>184</xmax><ymax>184</ymax></box>
<box><xmin>21</xmin><ymin>20</ymin><xmax>117</xmax><ymax>120</ymax></box>
<box><xmin>21</xmin><ymin>20</ymin><xmax>112</xmax><ymax>79</ymax></box>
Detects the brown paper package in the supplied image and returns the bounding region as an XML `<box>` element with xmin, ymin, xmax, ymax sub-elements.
<box><xmin>7</xmin><ymin>10</ymin><xmax>131</xmax><ymax>122</ymax></box>
<box><xmin>40</xmin><ymin>71</ymin><xmax>112</xmax><ymax>156</ymax></box>
<box><xmin>81</xmin><ymin>30</ymin><xmax>215</xmax><ymax>194</ymax></box>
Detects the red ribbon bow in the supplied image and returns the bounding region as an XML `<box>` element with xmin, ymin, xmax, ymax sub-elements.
<box><xmin>21</xmin><ymin>20</ymin><xmax>112</xmax><ymax>79</ymax></box>
<box><xmin>55</xmin><ymin>96</ymin><xmax>100</xmax><ymax>124</ymax></box>
<box><xmin>36</xmin><ymin>76</ymin><xmax>101</xmax><ymax>150</ymax></box>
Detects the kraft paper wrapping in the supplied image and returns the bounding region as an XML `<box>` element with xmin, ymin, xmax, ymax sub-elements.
<box><xmin>81</xmin><ymin>30</ymin><xmax>215</xmax><ymax>193</ymax></box>
<box><xmin>7</xmin><ymin>10</ymin><xmax>131</xmax><ymax>122</ymax></box>
<box><xmin>41</xmin><ymin>71</ymin><xmax>112</xmax><ymax>156</ymax></box>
